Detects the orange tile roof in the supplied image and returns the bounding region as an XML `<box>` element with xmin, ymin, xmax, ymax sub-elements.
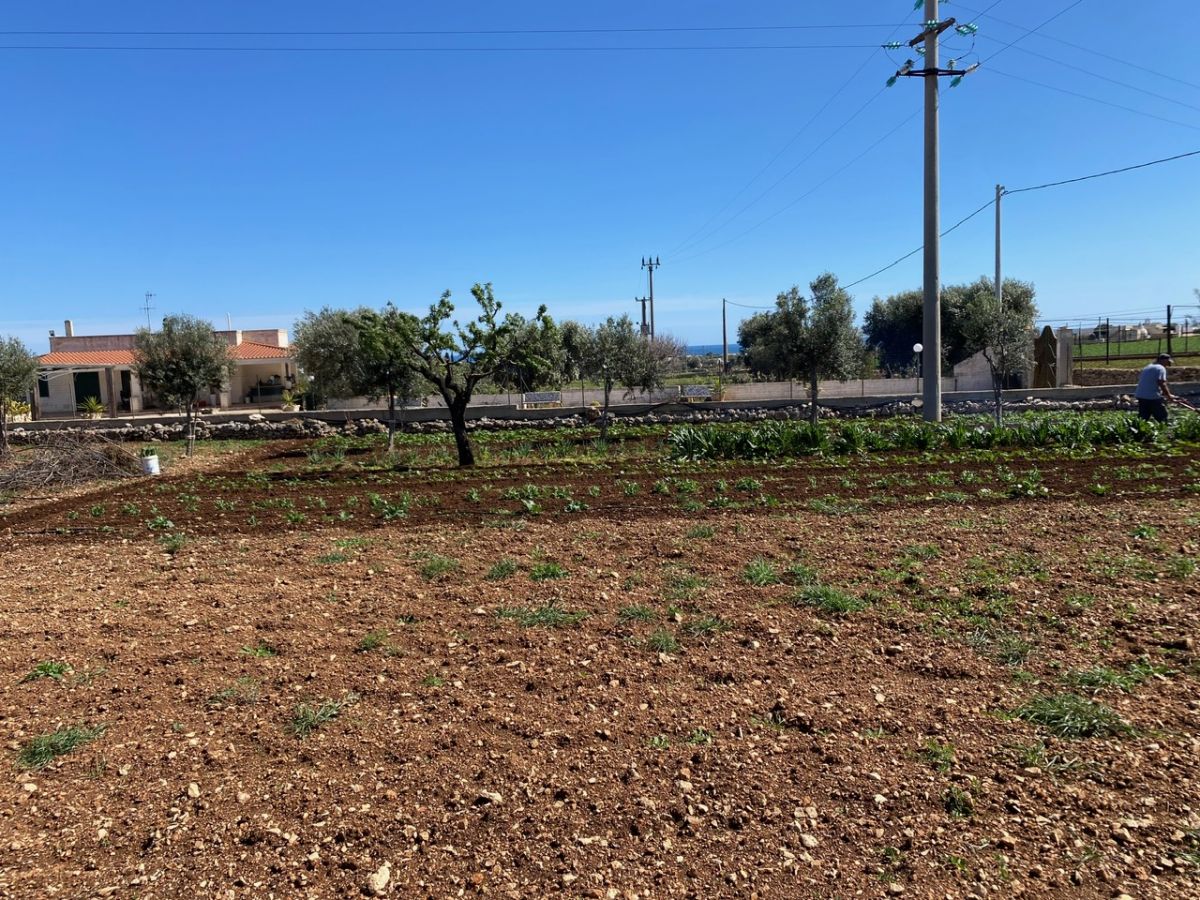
<box><xmin>39</xmin><ymin>342</ymin><xmax>292</xmax><ymax>367</ymax></box>
<box><xmin>39</xmin><ymin>350</ymin><xmax>136</xmax><ymax>366</ymax></box>
<box><xmin>231</xmin><ymin>341</ymin><xmax>292</xmax><ymax>361</ymax></box>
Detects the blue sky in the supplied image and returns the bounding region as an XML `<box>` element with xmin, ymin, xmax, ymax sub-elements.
<box><xmin>1</xmin><ymin>0</ymin><xmax>1198</xmax><ymax>353</ymax></box>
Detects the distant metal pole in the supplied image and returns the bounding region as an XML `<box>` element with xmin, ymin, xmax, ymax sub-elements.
<box><xmin>1105</xmin><ymin>318</ymin><xmax>1110</xmax><ymax>364</ymax></box>
<box><xmin>642</xmin><ymin>256</ymin><xmax>660</xmax><ymax>340</ymax></box>
<box><xmin>921</xmin><ymin>0</ymin><xmax>942</xmax><ymax>422</ymax></box>
<box><xmin>1167</xmin><ymin>304</ymin><xmax>1173</xmax><ymax>356</ymax></box>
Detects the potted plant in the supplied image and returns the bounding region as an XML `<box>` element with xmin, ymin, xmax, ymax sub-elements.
<box><xmin>139</xmin><ymin>445</ymin><xmax>161</xmax><ymax>476</ymax></box>
<box><xmin>4</xmin><ymin>399</ymin><xmax>31</xmax><ymax>423</ymax></box>
<box><xmin>281</xmin><ymin>388</ymin><xmax>303</xmax><ymax>413</ymax></box>
<box><xmin>77</xmin><ymin>395</ymin><xmax>106</xmax><ymax>419</ymax></box>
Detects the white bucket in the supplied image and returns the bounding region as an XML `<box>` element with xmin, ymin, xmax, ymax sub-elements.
<box><xmin>141</xmin><ymin>454</ymin><xmax>161</xmax><ymax>476</ymax></box>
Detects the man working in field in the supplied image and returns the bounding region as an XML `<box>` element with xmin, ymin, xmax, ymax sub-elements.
<box><xmin>1135</xmin><ymin>353</ymin><xmax>1175</xmax><ymax>422</ymax></box>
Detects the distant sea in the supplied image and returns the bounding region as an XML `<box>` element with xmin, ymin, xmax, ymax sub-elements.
<box><xmin>687</xmin><ymin>343</ymin><xmax>740</xmax><ymax>356</ymax></box>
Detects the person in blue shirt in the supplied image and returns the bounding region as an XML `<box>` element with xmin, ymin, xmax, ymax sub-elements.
<box><xmin>1134</xmin><ymin>354</ymin><xmax>1174</xmax><ymax>422</ymax></box>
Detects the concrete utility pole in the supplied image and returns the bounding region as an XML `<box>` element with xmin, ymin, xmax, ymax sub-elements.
<box><xmin>634</xmin><ymin>296</ymin><xmax>650</xmax><ymax>336</ymax></box>
<box><xmin>891</xmin><ymin>1</ymin><xmax>975</xmax><ymax>421</ymax></box>
<box><xmin>722</xmin><ymin>298</ymin><xmax>729</xmax><ymax>373</ymax></box>
<box><xmin>994</xmin><ymin>183</ymin><xmax>1004</xmax><ymax>309</ymax></box>
<box><xmin>641</xmin><ymin>256</ymin><xmax>660</xmax><ymax>340</ymax></box>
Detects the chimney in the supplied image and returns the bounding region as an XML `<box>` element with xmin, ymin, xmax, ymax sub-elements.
<box><xmin>64</xmin><ymin>319</ymin><xmax>74</xmax><ymax>337</ymax></box>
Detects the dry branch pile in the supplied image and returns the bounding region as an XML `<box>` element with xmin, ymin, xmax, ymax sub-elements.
<box><xmin>0</xmin><ymin>430</ymin><xmax>142</xmax><ymax>493</ymax></box>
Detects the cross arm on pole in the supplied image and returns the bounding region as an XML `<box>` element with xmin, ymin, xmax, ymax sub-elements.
<box><xmin>908</xmin><ymin>17</ymin><xmax>956</xmax><ymax>47</ymax></box>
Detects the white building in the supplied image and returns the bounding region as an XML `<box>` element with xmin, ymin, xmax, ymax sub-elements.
<box><xmin>35</xmin><ymin>320</ymin><xmax>295</xmax><ymax>417</ymax></box>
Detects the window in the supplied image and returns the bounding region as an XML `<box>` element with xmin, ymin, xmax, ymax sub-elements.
<box><xmin>38</xmin><ymin>377</ymin><xmax>49</xmax><ymax>399</ymax></box>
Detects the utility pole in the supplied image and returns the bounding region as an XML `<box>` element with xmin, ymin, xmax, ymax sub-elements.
<box><xmin>994</xmin><ymin>184</ymin><xmax>1004</xmax><ymax>309</ymax></box>
<box><xmin>1166</xmin><ymin>304</ymin><xmax>1173</xmax><ymax>356</ymax></box>
<box><xmin>889</xmin><ymin>0</ymin><xmax>978</xmax><ymax>421</ymax></box>
<box><xmin>634</xmin><ymin>296</ymin><xmax>650</xmax><ymax>337</ymax></box>
<box><xmin>722</xmin><ymin>298</ymin><xmax>729</xmax><ymax>373</ymax></box>
<box><xmin>142</xmin><ymin>292</ymin><xmax>156</xmax><ymax>330</ymax></box>
<box><xmin>641</xmin><ymin>256</ymin><xmax>660</xmax><ymax>340</ymax></box>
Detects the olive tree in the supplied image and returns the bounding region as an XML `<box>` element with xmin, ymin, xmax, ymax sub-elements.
<box><xmin>577</xmin><ymin>315</ymin><xmax>672</xmax><ymax>440</ymax></box>
<box><xmin>959</xmin><ymin>279</ymin><xmax>1038</xmax><ymax>425</ymax></box>
<box><xmin>398</xmin><ymin>284</ymin><xmax>558</xmax><ymax>466</ymax></box>
<box><xmin>738</xmin><ymin>273</ymin><xmax>863</xmax><ymax>424</ymax></box>
<box><xmin>0</xmin><ymin>336</ymin><xmax>38</xmax><ymax>455</ymax></box>
<box><xmin>293</xmin><ymin>306</ymin><xmax>423</xmax><ymax>451</ymax></box>
<box><xmin>133</xmin><ymin>315</ymin><xmax>235</xmax><ymax>455</ymax></box>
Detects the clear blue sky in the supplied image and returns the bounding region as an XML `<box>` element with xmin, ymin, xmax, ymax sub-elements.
<box><xmin>1</xmin><ymin>0</ymin><xmax>1198</xmax><ymax>353</ymax></box>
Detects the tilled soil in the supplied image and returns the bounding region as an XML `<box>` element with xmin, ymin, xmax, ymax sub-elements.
<box><xmin>1</xmin><ymin>443</ymin><xmax>1199</xmax><ymax>899</ymax></box>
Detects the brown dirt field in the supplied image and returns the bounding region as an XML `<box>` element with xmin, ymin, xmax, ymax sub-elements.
<box><xmin>1</xmin><ymin>441</ymin><xmax>1199</xmax><ymax>899</ymax></box>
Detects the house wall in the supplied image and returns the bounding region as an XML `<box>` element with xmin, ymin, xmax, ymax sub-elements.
<box><xmin>49</xmin><ymin>334</ymin><xmax>135</xmax><ymax>352</ymax></box>
<box><xmin>232</xmin><ymin>363</ymin><xmax>291</xmax><ymax>404</ymax></box>
<box><xmin>37</xmin><ymin>368</ymin><xmax>117</xmax><ymax>415</ymax></box>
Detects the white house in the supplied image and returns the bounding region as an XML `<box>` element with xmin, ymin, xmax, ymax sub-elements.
<box><xmin>35</xmin><ymin>320</ymin><xmax>296</xmax><ymax>417</ymax></box>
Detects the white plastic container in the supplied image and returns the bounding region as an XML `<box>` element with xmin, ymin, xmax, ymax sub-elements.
<box><xmin>141</xmin><ymin>454</ymin><xmax>161</xmax><ymax>476</ymax></box>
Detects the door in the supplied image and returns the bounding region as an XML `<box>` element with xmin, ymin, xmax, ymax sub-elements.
<box><xmin>73</xmin><ymin>371</ymin><xmax>102</xmax><ymax>410</ymax></box>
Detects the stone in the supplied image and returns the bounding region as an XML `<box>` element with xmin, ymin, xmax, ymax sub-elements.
<box><xmin>187</xmin><ymin>782</ymin><xmax>200</xmax><ymax>799</ymax></box>
<box><xmin>366</xmin><ymin>862</ymin><xmax>391</xmax><ymax>895</ymax></box>
<box><xmin>799</xmin><ymin>833</ymin><xmax>820</xmax><ymax>849</ymax></box>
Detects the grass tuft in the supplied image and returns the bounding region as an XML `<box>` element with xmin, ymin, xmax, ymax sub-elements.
<box><xmin>18</xmin><ymin>725</ymin><xmax>105</xmax><ymax>769</ymax></box>
<box><xmin>791</xmin><ymin>584</ymin><xmax>868</xmax><ymax>615</ymax></box>
<box><xmin>1014</xmin><ymin>693</ymin><xmax>1132</xmax><ymax>739</ymax></box>
<box><xmin>290</xmin><ymin>693</ymin><xmax>358</xmax><ymax>738</ymax></box>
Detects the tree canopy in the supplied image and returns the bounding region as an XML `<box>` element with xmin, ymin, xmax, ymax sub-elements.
<box><xmin>738</xmin><ymin>273</ymin><xmax>863</xmax><ymax>423</ymax></box>
<box><xmin>133</xmin><ymin>315</ymin><xmax>235</xmax><ymax>454</ymax></box>
<box><xmin>0</xmin><ymin>335</ymin><xmax>38</xmax><ymax>454</ymax></box>
<box><xmin>863</xmin><ymin>277</ymin><xmax>1037</xmax><ymax>374</ymax></box>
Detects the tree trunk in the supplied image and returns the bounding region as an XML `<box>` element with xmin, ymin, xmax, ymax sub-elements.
<box><xmin>0</xmin><ymin>407</ymin><xmax>8</xmax><ymax>456</ymax></box>
<box><xmin>993</xmin><ymin>373</ymin><xmax>1004</xmax><ymax>427</ymax></box>
<box><xmin>600</xmin><ymin>380</ymin><xmax>612</xmax><ymax>442</ymax></box>
<box><xmin>809</xmin><ymin>371</ymin><xmax>820</xmax><ymax>426</ymax></box>
<box><xmin>386</xmin><ymin>390</ymin><xmax>397</xmax><ymax>453</ymax></box>
<box><xmin>449</xmin><ymin>399</ymin><xmax>475</xmax><ymax>467</ymax></box>
<box><xmin>186</xmin><ymin>405</ymin><xmax>196</xmax><ymax>456</ymax></box>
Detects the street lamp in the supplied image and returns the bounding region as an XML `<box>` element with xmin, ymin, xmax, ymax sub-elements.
<box><xmin>913</xmin><ymin>343</ymin><xmax>925</xmax><ymax>410</ymax></box>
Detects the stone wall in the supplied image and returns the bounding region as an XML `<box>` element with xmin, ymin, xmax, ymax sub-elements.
<box><xmin>1074</xmin><ymin>366</ymin><xmax>1200</xmax><ymax>387</ymax></box>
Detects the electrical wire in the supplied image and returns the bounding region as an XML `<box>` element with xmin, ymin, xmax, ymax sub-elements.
<box><xmin>666</xmin><ymin>53</ymin><xmax>884</xmax><ymax>258</ymax></box>
<box><xmin>673</xmin><ymin>107</ymin><xmax>921</xmax><ymax>264</ymax></box>
<box><xmin>985</xmin><ymin>67</ymin><xmax>1200</xmax><ymax>132</ymax></box>
<box><xmin>725</xmin><ymin>300</ymin><xmax>776</xmax><ymax>311</ymax></box>
<box><xmin>1005</xmin><ymin>148</ymin><xmax>1200</xmax><ymax>194</ymax></box>
<box><xmin>841</xmin><ymin>199</ymin><xmax>997</xmax><ymax>291</ymax></box>
<box><xmin>0</xmin><ymin>42</ymin><xmax>891</xmax><ymax>53</ymax></box>
<box><xmin>978</xmin><ymin>40</ymin><xmax>1200</xmax><ymax>115</ymax></box>
<box><xmin>666</xmin><ymin>12</ymin><xmax>922</xmax><ymax>259</ymax></box>
<box><xmin>953</xmin><ymin>2</ymin><xmax>1200</xmax><ymax>91</ymax></box>
<box><xmin>979</xmin><ymin>0</ymin><xmax>1087</xmax><ymax>64</ymax></box>
<box><xmin>670</xmin><ymin>86</ymin><xmax>890</xmax><ymax>258</ymax></box>
<box><xmin>0</xmin><ymin>25</ymin><xmax>911</xmax><ymax>37</ymax></box>
<box><xmin>841</xmin><ymin>145</ymin><xmax>1200</xmax><ymax>293</ymax></box>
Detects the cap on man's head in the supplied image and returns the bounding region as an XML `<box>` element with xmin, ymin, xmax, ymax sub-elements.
<box><xmin>1157</xmin><ymin>353</ymin><xmax>1174</xmax><ymax>365</ymax></box>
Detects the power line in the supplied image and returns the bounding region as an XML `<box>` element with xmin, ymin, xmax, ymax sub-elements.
<box><xmin>979</xmin><ymin>0</ymin><xmax>1087</xmax><ymax>64</ymax></box>
<box><xmin>670</xmin><ymin>86</ymin><xmax>889</xmax><ymax>258</ymax></box>
<box><xmin>666</xmin><ymin>53</ymin><xmax>884</xmax><ymax>257</ymax></box>
<box><xmin>725</xmin><ymin>299</ymin><xmax>775</xmax><ymax>311</ymax></box>
<box><xmin>841</xmin><ymin>145</ymin><xmax>1200</xmax><ymax>292</ymax></box>
<box><xmin>1006</xmin><ymin>148</ymin><xmax>1200</xmax><ymax>194</ymax></box>
<box><xmin>0</xmin><ymin>42</ymin><xmax>891</xmax><ymax>53</ymax></box>
<box><xmin>0</xmin><ymin>25</ymin><xmax>911</xmax><ymax>37</ymax></box>
<box><xmin>841</xmin><ymin>199</ymin><xmax>997</xmax><ymax>290</ymax></box>
<box><xmin>672</xmin><ymin>107</ymin><xmax>921</xmax><ymax>264</ymax></box>
<box><xmin>953</xmin><ymin>2</ymin><xmax>1200</xmax><ymax>91</ymax></box>
<box><xmin>984</xmin><ymin>67</ymin><xmax>1200</xmax><ymax>132</ymax></box>
<box><xmin>978</xmin><ymin>40</ymin><xmax>1200</xmax><ymax>115</ymax></box>
<box><xmin>667</xmin><ymin>14</ymin><xmax>922</xmax><ymax>258</ymax></box>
